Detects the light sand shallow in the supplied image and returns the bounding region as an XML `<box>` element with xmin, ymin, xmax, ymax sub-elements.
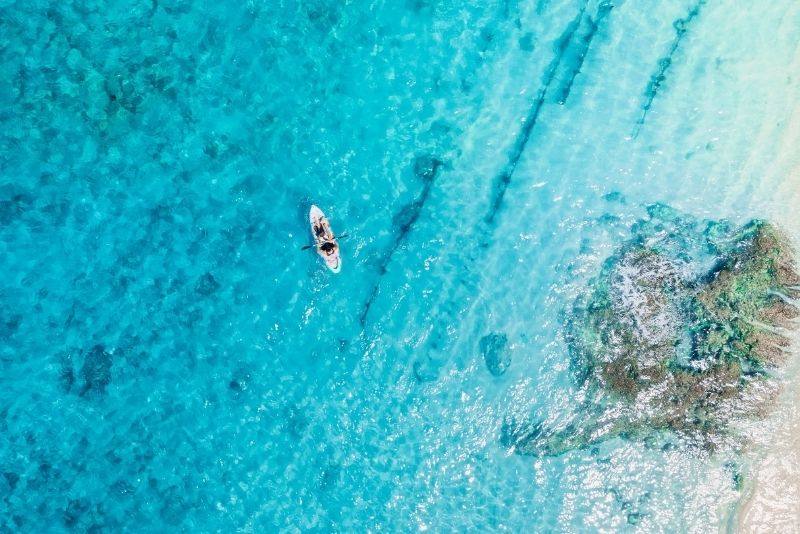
<box><xmin>736</xmin><ymin>343</ymin><xmax>800</xmax><ymax>533</ymax></box>
<box><xmin>734</xmin><ymin>41</ymin><xmax>800</xmax><ymax>532</ymax></box>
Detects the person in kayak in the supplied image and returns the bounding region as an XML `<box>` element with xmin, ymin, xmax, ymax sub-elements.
<box><xmin>320</xmin><ymin>241</ymin><xmax>336</xmax><ymax>254</ymax></box>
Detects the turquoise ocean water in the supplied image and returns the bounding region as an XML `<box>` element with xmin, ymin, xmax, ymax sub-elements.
<box><xmin>2</xmin><ymin>0</ymin><xmax>800</xmax><ymax>531</ymax></box>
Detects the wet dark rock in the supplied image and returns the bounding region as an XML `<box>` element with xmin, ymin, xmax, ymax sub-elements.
<box><xmin>480</xmin><ymin>333</ymin><xmax>510</xmax><ymax>376</ymax></box>
<box><xmin>509</xmin><ymin>206</ymin><xmax>799</xmax><ymax>456</ymax></box>
<box><xmin>195</xmin><ymin>272</ymin><xmax>220</xmax><ymax>296</ymax></box>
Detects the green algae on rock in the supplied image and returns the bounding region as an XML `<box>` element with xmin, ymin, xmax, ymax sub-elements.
<box><xmin>504</xmin><ymin>205</ymin><xmax>799</xmax><ymax>457</ymax></box>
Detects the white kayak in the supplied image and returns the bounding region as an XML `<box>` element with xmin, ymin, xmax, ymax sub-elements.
<box><xmin>309</xmin><ymin>205</ymin><xmax>341</xmax><ymax>273</ymax></box>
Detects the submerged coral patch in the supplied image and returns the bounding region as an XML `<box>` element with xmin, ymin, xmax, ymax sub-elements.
<box><xmin>480</xmin><ymin>332</ymin><xmax>510</xmax><ymax>376</ymax></box>
<box><xmin>505</xmin><ymin>205</ymin><xmax>799</xmax><ymax>456</ymax></box>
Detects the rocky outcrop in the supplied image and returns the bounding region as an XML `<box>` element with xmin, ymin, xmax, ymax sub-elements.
<box><xmin>505</xmin><ymin>206</ymin><xmax>799</xmax><ymax>456</ymax></box>
<box><xmin>481</xmin><ymin>333</ymin><xmax>510</xmax><ymax>376</ymax></box>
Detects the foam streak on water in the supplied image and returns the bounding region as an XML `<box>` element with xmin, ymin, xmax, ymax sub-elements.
<box><xmin>1</xmin><ymin>0</ymin><xmax>799</xmax><ymax>531</ymax></box>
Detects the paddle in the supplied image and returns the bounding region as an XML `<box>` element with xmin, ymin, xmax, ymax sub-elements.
<box><xmin>301</xmin><ymin>233</ymin><xmax>349</xmax><ymax>251</ymax></box>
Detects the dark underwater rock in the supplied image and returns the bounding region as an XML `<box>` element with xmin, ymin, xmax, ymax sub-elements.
<box><xmin>284</xmin><ymin>405</ymin><xmax>308</xmax><ymax>439</ymax></box>
<box><xmin>79</xmin><ymin>345</ymin><xmax>113</xmax><ymax>396</ymax></box>
<box><xmin>627</xmin><ymin>512</ymin><xmax>643</xmax><ymax>526</ymax></box>
<box><xmin>195</xmin><ymin>272</ymin><xmax>220</xmax><ymax>296</ymax></box>
<box><xmin>60</xmin><ymin>365</ymin><xmax>76</xmax><ymax>393</ymax></box>
<box><xmin>3</xmin><ymin>471</ymin><xmax>20</xmax><ymax>492</ymax></box>
<box><xmin>318</xmin><ymin>462</ymin><xmax>341</xmax><ymax>491</ymax></box>
<box><xmin>110</xmin><ymin>479</ymin><xmax>135</xmax><ymax>497</ymax></box>
<box><xmin>480</xmin><ymin>333</ymin><xmax>510</xmax><ymax>376</ymax></box>
<box><xmin>228</xmin><ymin>368</ymin><xmax>251</xmax><ymax>397</ymax></box>
<box><xmin>0</xmin><ymin>312</ymin><xmax>22</xmax><ymax>340</ymax></box>
<box><xmin>412</xmin><ymin>358</ymin><xmax>440</xmax><ymax>383</ymax></box>
<box><xmin>0</xmin><ymin>192</ymin><xmax>33</xmax><ymax>225</ymax></box>
<box><xmin>413</xmin><ymin>154</ymin><xmax>443</xmax><ymax>182</ymax></box>
<box><xmin>63</xmin><ymin>498</ymin><xmax>91</xmax><ymax>528</ymax></box>
<box><xmin>508</xmin><ymin>207</ymin><xmax>799</xmax><ymax>456</ymax></box>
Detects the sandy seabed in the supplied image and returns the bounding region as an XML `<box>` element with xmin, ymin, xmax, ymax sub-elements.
<box><xmin>737</xmin><ymin>345</ymin><xmax>800</xmax><ymax>533</ymax></box>
<box><xmin>736</xmin><ymin>52</ymin><xmax>800</xmax><ymax>532</ymax></box>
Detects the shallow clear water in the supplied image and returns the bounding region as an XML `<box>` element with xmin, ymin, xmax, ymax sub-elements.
<box><xmin>2</xmin><ymin>0</ymin><xmax>799</xmax><ymax>531</ymax></box>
